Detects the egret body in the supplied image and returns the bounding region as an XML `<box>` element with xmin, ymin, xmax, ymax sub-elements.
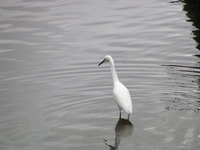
<box><xmin>98</xmin><ymin>55</ymin><xmax>132</xmax><ymax>118</ymax></box>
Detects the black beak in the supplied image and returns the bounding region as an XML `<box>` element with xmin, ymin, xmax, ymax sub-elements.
<box><xmin>98</xmin><ymin>59</ymin><xmax>105</xmax><ymax>66</ymax></box>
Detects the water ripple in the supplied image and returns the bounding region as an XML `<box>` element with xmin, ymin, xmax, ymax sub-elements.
<box><xmin>0</xmin><ymin>0</ymin><xmax>200</xmax><ymax>150</ymax></box>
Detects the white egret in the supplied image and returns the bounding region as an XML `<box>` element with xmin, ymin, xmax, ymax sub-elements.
<box><xmin>98</xmin><ymin>55</ymin><xmax>132</xmax><ymax>118</ymax></box>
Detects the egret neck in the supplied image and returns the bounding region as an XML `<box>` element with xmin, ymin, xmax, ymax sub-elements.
<box><xmin>109</xmin><ymin>57</ymin><xmax>119</xmax><ymax>84</ymax></box>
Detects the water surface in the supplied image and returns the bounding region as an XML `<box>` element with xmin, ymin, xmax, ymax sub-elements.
<box><xmin>0</xmin><ymin>0</ymin><xmax>200</xmax><ymax>150</ymax></box>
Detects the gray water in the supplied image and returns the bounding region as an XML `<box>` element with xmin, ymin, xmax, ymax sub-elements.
<box><xmin>0</xmin><ymin>0</ymin><xmax>200</xmax><ymax>150</ymax></box>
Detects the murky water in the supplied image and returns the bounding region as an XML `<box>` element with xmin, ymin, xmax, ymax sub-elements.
<box><xmin>0</xmin><ymin>0</ymin><xmax>200</xmax><ymax>150</ymax></box>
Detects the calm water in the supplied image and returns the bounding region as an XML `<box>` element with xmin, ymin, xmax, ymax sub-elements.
<box><xmin>0</xmin><ymin>0</ymin><xmax>200</xmax><ymax>150</ymax></box>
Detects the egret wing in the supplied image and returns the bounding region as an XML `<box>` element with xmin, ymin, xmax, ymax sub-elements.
<box><xmin>113</xmin><ymin>82</ymin><xmax>132</xmax><ymax>114</ymax></box>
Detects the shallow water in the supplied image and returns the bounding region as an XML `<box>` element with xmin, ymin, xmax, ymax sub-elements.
<box><xmin>0</xmin><ymin>0</ymin><xmax>200</xmax><ymax>150</ymax></box>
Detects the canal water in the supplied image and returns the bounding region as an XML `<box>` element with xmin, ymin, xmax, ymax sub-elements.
<box><xmin>0</xmin><ymin>0</ymin><xmax>200</xmax><ymax>149</ymax></box>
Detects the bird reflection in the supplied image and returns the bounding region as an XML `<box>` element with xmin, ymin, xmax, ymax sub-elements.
<box><xmin>103</xmin><ymin>118</ymin><xmax>134</xmax><ymax>150</ymax></box>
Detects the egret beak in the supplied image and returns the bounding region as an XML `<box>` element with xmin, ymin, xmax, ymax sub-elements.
<box><xmin>98</xmin><ymin>59</ymin><xmax>105</xmax><ymax>66</ymax></box>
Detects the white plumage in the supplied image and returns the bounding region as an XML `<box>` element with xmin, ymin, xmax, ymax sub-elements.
<box><xmin>98</xmin><ymin>55</ymin><xmax>132</xmax><ymax>118</ymax></box>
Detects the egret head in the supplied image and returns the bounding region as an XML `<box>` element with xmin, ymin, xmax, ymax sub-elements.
<box><xmin>98</xmin><ymin>55</ymin><xmax>112</xmax><ymax>66</ymax></box>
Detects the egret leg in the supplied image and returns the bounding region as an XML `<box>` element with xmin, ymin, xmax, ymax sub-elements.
<box><xmin>119</xmin><ymin>110</ymin><xmax>121</xmax><ymax>119</ymax></box>
<box><xmin>128</xmin><ymin>114</ymin><xmax>130</xmax><ymax>120</ymax></box>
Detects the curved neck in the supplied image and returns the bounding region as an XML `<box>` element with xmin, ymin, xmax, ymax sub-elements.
<box><xmin>110</xmin><ymin>58</ymin><xmax>119</xmax><ymax>84</ymax></box>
